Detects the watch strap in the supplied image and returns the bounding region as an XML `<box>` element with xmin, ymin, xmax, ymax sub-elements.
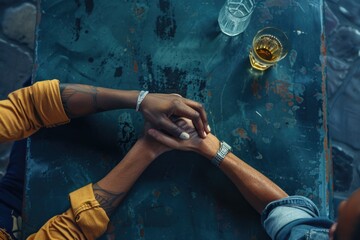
<box><xmin>211</xmin><ymin>141</ymin><xmax>232</xmax><ymax>167</ymax></box>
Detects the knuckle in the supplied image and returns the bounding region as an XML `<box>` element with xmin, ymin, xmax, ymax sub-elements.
<box><xmin>172</xmin><ymin>99</ymin><xmax>182</xmax><ymax>106</ymax></box>
<box><xmin>171</xmin><ymin>93</ymin><xmax>182</xmax><ymax>98</ymax></box>
<box><xmin>176</xmin><ymin>119</ymin><xmax>187</xmax><ymax>128</ymax></box>
<box><xmin>170</xmin><ymin>126</ymin><xmax>182</xmax><ymax>135</ymax></box>
<box><xmin>150</xmin><ymin>131</ymin><xmax>159</xmax><ymax>138</ymax></box>
<box><xmin>158</xmin><ymin>118</ymin><xmax>167</xmax><ymax>126</ymax></box>
<box><xmin>155</xmin><ymin>118</ymin><xmax>166</xmax><ymax>128</ymax></box>
<box><xmin>196</xmin><ymin>103</ymin><xmax>203</xmax><ymax>109</ymax></box>
<box><xmin>192</xmin><ymin>112</ymin><xmax>200</xmax><ymax>120</ymax></box>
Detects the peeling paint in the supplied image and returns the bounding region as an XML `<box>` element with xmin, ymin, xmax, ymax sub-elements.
<box><xmin>250</xmin><ymin>123</ymin><xmax>258</xmax><ymax>134</ymax></box>
<box><xmin>235</xmin><ymin>128</ymin><xmax>250</xmax><ymax>140</ymax></box>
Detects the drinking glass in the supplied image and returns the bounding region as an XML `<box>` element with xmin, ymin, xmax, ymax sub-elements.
<box><xmin>218</xmin><ymin>0</ymin><xmax>255</xmax><ymax>36</ymax></box>
<box><xmin>249</xmin><ymin>27</ymin><xmax>289</xmax><ymax>71</ymax></box>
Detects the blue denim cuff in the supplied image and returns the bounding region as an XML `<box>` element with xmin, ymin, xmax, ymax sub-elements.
<box><xmin>261</xmin><ymin>196</ymin><xmax>320</xmax><ymax>239</ymax></box>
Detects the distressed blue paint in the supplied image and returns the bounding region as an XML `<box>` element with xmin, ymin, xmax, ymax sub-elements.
<box><xmin>24</xmin><ymin>0</ymin><xmax>330</xmax><ymax>239</ymax></box>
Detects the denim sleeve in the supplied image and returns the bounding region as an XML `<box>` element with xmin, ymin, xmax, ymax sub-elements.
<box><xmin>261</xmin><ymin>196</ymin><xmax>320</xmax><ymax>240</ymax></box>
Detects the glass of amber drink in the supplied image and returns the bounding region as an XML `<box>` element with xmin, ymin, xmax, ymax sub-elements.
<box><xmin>249</xmin><ymin>27</ymin><xmax>289</xmax><ymax>71</ymax></box>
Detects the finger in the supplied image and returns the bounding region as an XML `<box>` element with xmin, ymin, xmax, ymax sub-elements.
<box><xmin>183</xmin><ymin>99</ymin><xmax>210</xmax><ymax>133</ymax></box>
<box><xmin>174</xmin><ymin>118</ymin><xmax>197</xmax><ymax>135</ymax></box>
<box><xmin>148</xmin><ymin>128</ymin><xmax>181</xmax><ymax>148</ymax></box>
<box><xmin>170</xmin><ymin>93</ymin><xmax>182</xmax><ymax>98</ymax></box>
<box><xmin>159</xmin><ymin>117</ymin><xmax>190</xmax><ymax>140</ymax></box>
<box><xmin>172</xmin><ymin>101</ymin><xmax>206</xmax><ymax>138</ymax></box>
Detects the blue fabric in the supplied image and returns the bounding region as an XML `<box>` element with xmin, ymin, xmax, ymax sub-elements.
<box><xmin>261</xmin><ymin>196</ymin><xmax>334</xmax><ymax>240</ymax></box>
<box><xmin>0</xmin><ymin>201</ymin><xmax>14</xmax><ymax>237</ymax></box>
<box><xmin>0</xmin><ymin>139</ymin><xmax>27</xmax><ymax>239</ymax></box>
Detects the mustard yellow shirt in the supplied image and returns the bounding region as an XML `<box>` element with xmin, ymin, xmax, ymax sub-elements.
<box><xmin>27</xmin><ymin>184</ymin><xmax>109</xmax><ymax>240</ymax></box>
<box><xmin>0</xmin><ymin>80</ymin><xmax>110</xmax><ymax>239</ymax></box>
<box><xmin>0</xmin><ymin>80</ymin><xmax>69</xmax><ymax>143</ymax></box>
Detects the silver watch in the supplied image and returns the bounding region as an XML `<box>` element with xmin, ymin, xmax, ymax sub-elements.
<box><xmin>211</xmin><ymin>141</ymin><xmax>232</xmax><ymax>167</ymax></box>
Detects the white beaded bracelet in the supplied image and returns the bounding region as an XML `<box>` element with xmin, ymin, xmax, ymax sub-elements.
<box><xmin>136</xmin><ymin>90</ymin><xmax>149</xmax><ymax>112</ymax></box>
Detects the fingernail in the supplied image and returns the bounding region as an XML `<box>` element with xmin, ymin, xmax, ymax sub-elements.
<box><xmin>207</xmin><ymin>125</ymin><xmax>211</xmax><ymax>132</ymax></box>
<box><xmin>203</xmin><ymin>131</ymin><xmax>207</xmax><ymax>137</ymax></box>
<box><xmin>179</xmin><ymin>132</ymin><xmax>190</xmax><ymax>140</ymax></box>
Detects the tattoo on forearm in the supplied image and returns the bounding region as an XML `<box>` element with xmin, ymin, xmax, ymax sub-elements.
<box><xmin>93</xmin><ymin>183</ymin><xmax>126</xmax><ymax>217</ymax></box>
<box><xmin>60</xmin><ymin>84</ymin><xmax>105</xmax><ymax>118</ymax></box>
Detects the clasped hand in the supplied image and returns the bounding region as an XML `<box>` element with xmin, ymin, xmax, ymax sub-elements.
<box><xmin>141</xmin><ymin>118</ymin><xmax>220</xmax><ymax>161</ymax></box>
<box><xmin>139</xmin><ymin>93</ymin><xmax>210</xmax><ymax>139</ymax></box>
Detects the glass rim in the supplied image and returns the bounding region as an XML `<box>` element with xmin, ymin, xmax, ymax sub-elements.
<box><xmin>251</xmin><ymin>27</ymin><xmax>289</xmax><ymax>62</ymax></box>
<box><xmin>227</xmin><ymin>0</ymin><xmax>255</xmax><ymax>18</ymax></box>
<box><xmin>253</xmin><ymin>27</ymin><xmax>289</xmax><ymax>43</ymax></box>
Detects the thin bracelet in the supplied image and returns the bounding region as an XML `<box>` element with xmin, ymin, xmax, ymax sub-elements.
<box><xmin>136</xmin><ymin>90</ymin><xmax>149</xmax><ymax>111</ymax></box>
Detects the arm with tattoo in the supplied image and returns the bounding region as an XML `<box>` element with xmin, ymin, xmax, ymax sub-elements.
<box><xmin>92</xmin><ymin>137</ymin><xmax>166</xmax><ymax>217</ymax></box>
<box><xmin>92</xmin><ymin>183</ymin><xmax>126</xmax><ymax>216</ymax></box>
<box><xmin>60</xmin><ymin>83</ymin><xmax>139</xmax><ymax>118</ymax></box>
<box><xmin>59</xmin><ymin>83</ymin><xmax>210</xmax><ymax>139</ymax></box>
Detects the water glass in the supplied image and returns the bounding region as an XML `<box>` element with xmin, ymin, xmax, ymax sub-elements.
<box><xmin>218</xmin><ymin>0</ymin><xmax>255</xmax><ymax>36</ymax></box>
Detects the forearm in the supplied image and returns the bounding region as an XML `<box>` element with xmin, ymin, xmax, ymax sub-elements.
<box><xmin>219</xmin><ymin>153</ymin><xmax>288</xmax><ymax>214</ymax></box>
<box><xmin>93</xmin><ymin>139</ymin><xmax>157</xmax><ymax>217</ymax></box>
<box><xmin>199</xmin><ymin>135</ymin><xmax>288</xmax><ymax>214</ymax></box>
<box><xmin>147</xmin><ymin>119</ymin><xmax>287</xmax><ymax>214</ymax></box>
<box><xmin>60</xmin><ymin>83</ymin><xmax>139</xmax><ymax>118</ymax></box>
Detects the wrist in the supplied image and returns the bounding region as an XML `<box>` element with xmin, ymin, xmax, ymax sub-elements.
<box><xmin>129</xmin><ymin>90</ymin><xmax>140</xmax><ymax>109</ymax></box>
<box><xmin>136</xmin><ymin>90</ymin><xmax>149</xmax><ymax>111</ymax></box>
<box><xmin>196</xmin><ymin>134</ymin><xmax>220</xmax><ymax>160</ymax></box>
<box><xmin>136</xmin><ymin>138</ymin><xmax>166</xmax><ymax>161</ymax></box>
<box><xmin>104</xmin><ymin>89</ymin><xmax>139</xmax><ymax>110</ymax></box>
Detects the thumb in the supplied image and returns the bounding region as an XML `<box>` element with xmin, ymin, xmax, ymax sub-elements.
<box><xmin>147</xmin><ymin>129</ymin><xmax>180</xmax><ymax>149</ymax></box>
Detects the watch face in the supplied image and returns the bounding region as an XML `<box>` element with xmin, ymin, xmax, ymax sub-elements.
<box><xmin>212</xmin><ymin>141</ymin><xmax>232</xmax><ymax>167</ymax></box>
<box><xmin>219</xmin><ymin>142</ymin><xmax>231</xmax><ymax>156</ymax></box>
<box><xmin>222</xmin><ymin>142</ymin><xmax>232</xmax><ymax>151</ymax></box>
<box><xmin>221</xmin><ymin>142</ymin><xmax>231</xmax><ymax>152</ymax></box>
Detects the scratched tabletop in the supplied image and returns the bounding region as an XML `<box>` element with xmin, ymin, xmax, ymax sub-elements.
<box><xmin>23</xmin><ymin>0</ymin><xmax>330</xmax><ymax>239</ymax></box>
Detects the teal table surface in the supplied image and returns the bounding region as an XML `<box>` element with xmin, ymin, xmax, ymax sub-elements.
<box><xmin>24</xmin><ymin>0</ymin><xmax>331</xmax><ymax>239</ymax></box>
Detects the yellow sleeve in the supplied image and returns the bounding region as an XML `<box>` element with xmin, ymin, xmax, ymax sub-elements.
<box><xmin>0</xmin><ymin>229</ymin><xmax>12</xmax><ymax>240</ymax></box>
<box><xmin>0</xmin><ymin>79</ymin><xmax>70</xmax><ymax>143</ymax></box>
<box><xmin>27</xmin><ymin>184</ymin><xmax>110</xmax><ymax>240</ymax></box>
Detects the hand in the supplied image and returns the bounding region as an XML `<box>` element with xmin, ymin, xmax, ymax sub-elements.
<box><xmin>147</xmin><ymin>118</ymin><xmax>219</xmax><ymax>160</ymax></box>
<box><xmin>140</xmin><ymin>93</ymin><xmax>210</xmax><ymax>139</ymax></box>
<box><xmin>138</xmin><ymin>122</ymin><xmax>171</xmax><ymax>159</ymax></box>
